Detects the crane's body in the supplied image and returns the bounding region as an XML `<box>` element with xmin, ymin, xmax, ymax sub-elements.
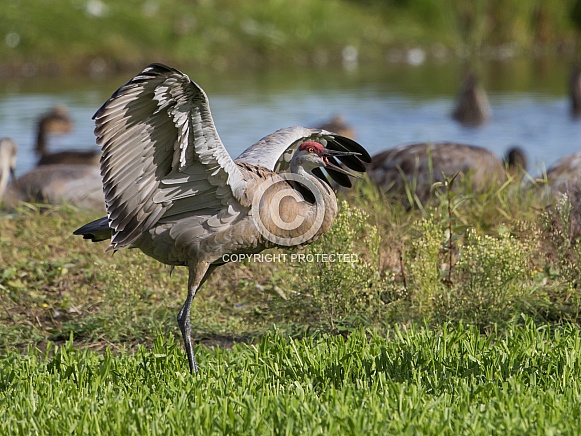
<box><xmin>127</xmin><ymin>156</ymin><xmax>340</xmax><ymax>268</ymax></box>
<box><xmin>74</xmin><ymin>63</ymin><xmax>370</xmax><ymax>373</ymax></box>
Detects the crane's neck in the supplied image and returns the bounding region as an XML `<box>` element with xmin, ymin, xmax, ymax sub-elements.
<box><xmin>284</xmin><ymin>161</ymin><xmax>338</xmax><ymax>244</ymax></box>
<box><xmin>290</xmin><ymin>160</ymin><xmax>313</xmax><ymax>179</ymax></box>
<box><xmin>289</xmin><ymin>160</ymin><xmax>335</xmax><ymax>200</ymax></box>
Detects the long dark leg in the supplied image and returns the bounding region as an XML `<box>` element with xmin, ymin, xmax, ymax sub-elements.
<box><xmin>177</xmin><ymin>262</ymin><xmax>216</xmax><ymax>374</ymax></box>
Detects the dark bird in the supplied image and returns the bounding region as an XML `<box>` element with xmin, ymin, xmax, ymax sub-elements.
<box><xmin>73</xmin><ymin>64</ymin><xmax>370</xmax><ymax>373</ymax></box>
<box><xmin>541</xmin><ymin>152</ymin><xmax>581</xmax><ymax>194</ymax></box>
<box><xmin>367</xmin><ymin>141</ymin><xmax>526</xmax><ymax>205</ymax></box>
<box><xmin>451</xmin><ymin>73</ymin><xmax>491</xmax><ymax>126</ymax></box>
<box><xmin>0</xmin><ymin>137</ymin><xmax>104</xmax><ymax>210</ymax></box>
<box><xmin>35</xmin><ymin>105</ymin><xmax>100</xmax><ymax>166</ymax></box>
<box><xmin>569</xmin><ymin>68</ymin><xmax>581</xmax><ymax>117</ymax></box>
<box><xmin>314</xmin><ymin>115</ymin><xmax>356</xmax><ymax>139</ymax></box>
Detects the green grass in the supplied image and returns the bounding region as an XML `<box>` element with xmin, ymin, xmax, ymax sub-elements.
<box><xmin>0</xmin><ymin>0</ymin><xmax>579</xmax><ymax>74</ymax></box>
<box><xmin>2</xmin><ymin>177</ymin><xmax>581</xmax><ymax>345</ymax></box>
<box><xmin>2</xmin><ymin>322</ymin><xmax>581</xmax><ymax>434</ymax></box>
<box><xmin>2</xmin><ymin>176</ymin><xmax>581</xmax><ymax>433</ymax></box>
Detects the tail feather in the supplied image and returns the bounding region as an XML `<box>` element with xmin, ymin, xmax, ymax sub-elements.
<box><xmin>73</xmin><ymin>216</ymin><xmax>111</xmax><ymax>242</ymax></box>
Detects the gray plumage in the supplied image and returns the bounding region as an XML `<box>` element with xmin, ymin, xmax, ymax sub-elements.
<box><xmin>368</xmin><ymin>141</ymin><xmax>525</xmax><ymax>205</ymax></box>
<box><xmin>0</xmin><ymin>137</ymin><xmax>104</xmax><ymax>210</ymax></box>
<box><xmin>0</xmin><ymin>138</ymin><xmax>17</xmax><ymax>201</ymax></box>
<box><xmin>542</xmin><ymin>152</ymin><xmax>581</xmax><ymax>194</ymax></box>
<box><xmin>74</xmin><ymin>63</ymin><xmax>370</xmax><ymax>373</ymax></box>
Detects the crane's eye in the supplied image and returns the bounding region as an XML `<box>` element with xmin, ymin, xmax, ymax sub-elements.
<box><xmin>308</xmin><ymin>147</ymin><xmax>315</xmax><ymax>153</ymax></box>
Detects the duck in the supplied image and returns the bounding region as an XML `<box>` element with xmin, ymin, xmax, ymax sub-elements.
<box><xmin>0</xmin><ymin>138</ymin><xmax>17</xmax><ymax>199</ymax></box>
<box><xmin>540</xmin><ymin>152</ymin><xmax>581</xmax><ymax>195</ymax></box>
<box><xmin>313</xmin><ymin>115</ymin><xmax>356</xmax><ymax>139</ymax></box>
<box><xmin>367</xmin><ymin>141</ymin><xmax>526</xmax><ymax>205</ymax></box>
<box><xmin>451</xmin><ymin>73</ymin><xmax>491</xmax><ymax>127</ymax></box>
<box><xmin>35</xmin><ymin>105</ymin><xmax>100</xmax><ymax>166</ymax></box>
<box><xmin>0</xmin><ymin>137</ymin><xmax>104</xmax><ymax>210</ymax></box>
<box><xmin>569</xmin><ymin>67</ymin><xmax>581</xmax><ymax>117</ymax></box>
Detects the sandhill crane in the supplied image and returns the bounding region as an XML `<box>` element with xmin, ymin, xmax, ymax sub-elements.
<box><xmin>0</xmin><ymin>137</ymin><xmax>104</xmax><ymax>210</ymax></box>
<box><xmin>367</xmin><ymin>141</ymin><xmax>526</xmax><ymax>205</ymax></box>
<box><xmin>451</xmin><ymin>73</ymin><xmax>491</xmax><ymax>126</ymax></box>
<box><xmin>36</xmin><ymin>105</ymin><xmax>100</xmax><ymax>166</ymax></box>
<box><xmin>73</xmin><ymin>63</ymin><xmax>370</xmax><ymax>373</ymax></box>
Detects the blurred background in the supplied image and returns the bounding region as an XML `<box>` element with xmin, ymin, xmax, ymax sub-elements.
<box><xmin>2</xmin><ymin>0</ymin><xmax>581</xmax><ymax>176</ymax></box>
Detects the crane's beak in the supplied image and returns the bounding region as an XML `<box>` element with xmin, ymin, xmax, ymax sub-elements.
<box><xmin>10</xmin><ymin>167</ymin><xmax>16</xmax><ymax>184</ymax></box>
<box><xmin>322</xmin><ymin>149</ymin><xmax>361</xmax><ymax>177</ymax></box>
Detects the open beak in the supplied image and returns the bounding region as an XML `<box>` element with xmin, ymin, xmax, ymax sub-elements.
<box><xmin>322</xmin><ymin>149</ymin><xmax>361</xmax><ymax>177</ymax></box>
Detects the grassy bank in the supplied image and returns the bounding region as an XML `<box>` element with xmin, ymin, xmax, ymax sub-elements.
<box><xmin>1</xmin><ymin>177</ymin><xmax>580</xmax><ymax>350</ymax></box>
<box><xmin>2</xmin><ymin>322</ymin><xmax>581</xmax><ymax>434</ymax></box>
<box><xmin>0</xmin><ymin>0</ymin><xmax>579</xmax><ymax>76</ymax></box>
<box><xmin>2</xmin><ymin>176</ymin><xmax>581</xmax><ymax>432</ymax></box>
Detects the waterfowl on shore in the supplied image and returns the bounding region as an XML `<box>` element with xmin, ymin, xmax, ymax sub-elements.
<box><xmin>541</xmin><ymin>152</ymin><xmax>581</xmax><ymax>194</ymax></box>
<box><xmin>0</xmin><ymin>137</ymin><xmax>104</xmax><ymax>210</ymax></box>
<box><xmin>35</xmin><ymin>105</ymin><xmax>100</xmax><ymax>166</ymax></box>
<box><xmin>367</xmin><ymin>141</ymin><xmax>526</xmax><ymax>204</ymax></box>
<box><xmin>0</xmin><ymin>138</ymin><xmax>17</xmax><ymax>200</ymax></box>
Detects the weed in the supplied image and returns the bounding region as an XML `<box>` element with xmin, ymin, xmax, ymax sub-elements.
<box><xmin>450</xmin><ymin>229</ymin><xmax>531</xmax><ymax>327</ymax></box>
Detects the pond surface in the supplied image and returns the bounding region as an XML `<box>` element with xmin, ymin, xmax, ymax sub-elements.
<box><xmin>1</xmin><ymin>56</ymin><xmax>580</xmax><ymax>178</ymax></box>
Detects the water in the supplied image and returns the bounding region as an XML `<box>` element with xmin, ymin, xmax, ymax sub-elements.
<box><xmin>1</xmin><ymin>57</ymin><xmax>580</xmax><ymax>178</ymax></box>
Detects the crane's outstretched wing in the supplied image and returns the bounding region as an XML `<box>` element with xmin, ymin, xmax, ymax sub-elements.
<box><xmin>95</xmin><ymin>63</ymin><xmax>247</xmax><ymax>250</ymax></box>
<box><xmin>235</xmin><ymin>126</ymin><xmax>371</xmax><ymax>188</ymax></box>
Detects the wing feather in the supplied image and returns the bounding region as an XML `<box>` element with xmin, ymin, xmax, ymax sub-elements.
<box><xmin>94</xmin><ymin>63</ymin><xmax>247</xmax><ymax>250</ymax></box>
<box><xmin>236</xmin><ymin>126</ymin><xmax>370</xmax><ymax>186</ymax></box>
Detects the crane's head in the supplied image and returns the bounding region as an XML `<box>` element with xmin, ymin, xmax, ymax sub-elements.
<box><xmin>293</xmin><ymin>141</ymin><xmax>359</xmax><ymax>176</ymax></box>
